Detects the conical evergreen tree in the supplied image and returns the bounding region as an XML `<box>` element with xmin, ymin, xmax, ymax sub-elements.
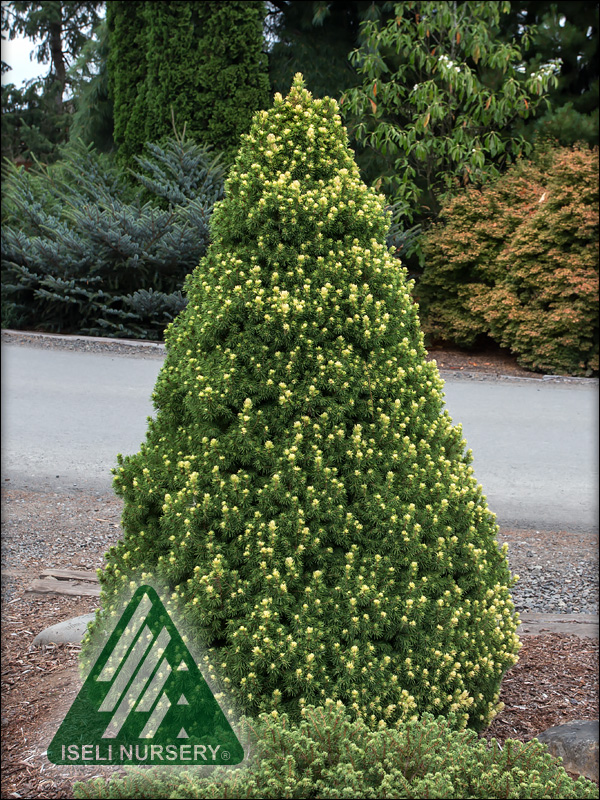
<box><xmin>87</xmin><ymin>75</ymin><xmax>520</xmax><ymax>732</ymax></box>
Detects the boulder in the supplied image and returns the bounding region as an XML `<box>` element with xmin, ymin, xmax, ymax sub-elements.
<box><xmin>33</xmin><ymin>613</ymin><xmax>96</xmax><ymax>646</ymax></box>
<box><xmin>536</xmin><ymin>719</ymin><xmax>599</xmax><ymax>782</ymax></box>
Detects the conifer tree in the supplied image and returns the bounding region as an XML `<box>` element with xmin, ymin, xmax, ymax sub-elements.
<box><xmin>185</xmin><ymin>0</ymin><xmax>270</xmax><ymax>161</ymax></box>
<box><xmin>105</xmin><ymin>1</ymin><xmax>147</xmax><ymax>165</ymax></box>
<box><xmin>107</xmin><ymin>1</ymin><xmax>269</xmax><ymax>166</ymax></box>
<box><xmin>86</xmin><ymin>75</ymin><xmax>520</xmax><ymax>733</ymax></box>
<box><xmin>1</xmin><ymin>136</ymin><xmax>224</xmax><ymax>337</ymax></box>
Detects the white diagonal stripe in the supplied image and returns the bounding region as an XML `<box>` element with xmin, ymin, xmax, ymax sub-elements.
<box><xmin>99</xmin><ymin>624</ymin><xmax>153</xmax><ymax>713</ymax></box>
<box><xmin>139</xmin><ymin>692</ymin><xmax>171</xmax><ymax>739</ymax></box>
<box><xmin>97</xmin><ymin>593</ymin><xmax>153</xmax><ymax>682</ymax></box>
<box><xmin>136</xmin><ymin>655</ymin><xmax>172</xmax><ymax>712</ymax></box>
<box><xmin>100</xmin><ymin>628</ymin><xmax>171</xmax><ymax>738</ymax></box>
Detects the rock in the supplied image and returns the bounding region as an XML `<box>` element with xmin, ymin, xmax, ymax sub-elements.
<box><xmin>517</xmin><ymin>613</ymin><xmax>599</xmax><ymax>638</ymax></box>
<box><xmin>33</xmin><ymin>613</ymin><xmax>96</xmax><ymax>646</ymax></box>
<box><xmin>536</xmin><ymin>719</ymin><xmax>599</xmax><ymax>782</ymax></box>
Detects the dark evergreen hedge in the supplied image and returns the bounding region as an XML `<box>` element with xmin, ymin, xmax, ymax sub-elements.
<box><xmin>107</xmin><ymin>1</ymin><xmax>270</xmax><ymax>166</ymax></box>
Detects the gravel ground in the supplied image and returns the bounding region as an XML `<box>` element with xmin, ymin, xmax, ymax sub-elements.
<box><xmin>1</xmin><ymin>330</ymin><xmax>166</xmax><ymax>360</ymax></box>
<box><xmin>1</xmin><ymin>488</ymin><xmax>598</xmax><ymax>617</ymax></box>
<box><xmin>2</xmin><ymin>329</ymin><xmax>598</xmax><ymax>615</ymax></box>
<box><xmin>497</xmin><ymin>528</ymin><xmax>598</xmax><ymax>616</ymax></box>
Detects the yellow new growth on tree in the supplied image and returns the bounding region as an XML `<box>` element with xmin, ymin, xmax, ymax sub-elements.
<box><xmin>83</xmin><ymin>74</ymin><xmax>521</xmax><ymax>733</ymax></box>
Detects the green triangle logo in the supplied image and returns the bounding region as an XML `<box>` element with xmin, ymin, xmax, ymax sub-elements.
<box><xmin>47</xmin><ymin>585</ymin><xmax>244</xmax><ymax>766</ymax></box>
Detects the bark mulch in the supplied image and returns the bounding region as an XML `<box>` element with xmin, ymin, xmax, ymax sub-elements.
<box><xmin>1</xmin><ymin>587</ymin><xmax>598</xmax><ymax>798</ymax></box>
<box><xmin>425</xmin><ymin>343</ymin><xmax>543</xmax><ymax>378</ymax></box>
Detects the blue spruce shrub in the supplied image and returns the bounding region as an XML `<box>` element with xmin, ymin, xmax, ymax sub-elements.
<box><xmin>1</xmin><ymin>137</ymin><xmax>224</xmax><ymax>338</ymax></box>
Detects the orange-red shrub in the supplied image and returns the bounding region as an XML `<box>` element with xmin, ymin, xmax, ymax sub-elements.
<box><xmin>417</xmin><ymin>145</ymin><xmax>599</xmax><ymax>376</ymax></box>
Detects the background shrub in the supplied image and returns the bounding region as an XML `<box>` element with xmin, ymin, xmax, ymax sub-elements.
<box><xmin>72</xmin><ymin>704</ymin><xmax>599</xmax><ymax>799</ymax></box>
<box><xmin>417</xmin><ymin>144</ymin><xmax>599</xmax><ymax>377</ymax></box>
<box><xmin>1</xmin><ymin>136</ymin><xmax>225</xmax><ymax>339</ymax></box>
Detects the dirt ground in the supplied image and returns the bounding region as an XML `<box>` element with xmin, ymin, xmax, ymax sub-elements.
<box><xmin>1</xmin><ymin>343</ymin><xmax>598</xmax><ymax>799</ymax></box>
<box><xmin>425</xmin><ymin>342</ymin><xmax>546</xmax><ymax>378</ymax></box>
<box><xmin>2</xmin><ymin>589</ymin><xmax>597</xmax><ymax>799</ymax></box>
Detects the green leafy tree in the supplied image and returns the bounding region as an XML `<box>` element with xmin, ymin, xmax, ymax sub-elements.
<box><xmin>83</xmin><ymin>75</ymin><xmax>520</xmax><ymax>735</ymax></box>
<box><xmin>501</xmin><ymin>1</ymin><xmax>599</xmax><ymax>146</ymax></box>
<box><xmin>107</xmin><ymin>1</ymin><xmax>270</xmax><ymax>166</ymax></box>
<box><xmin>342</xmin><ymin>0</ymin><xmax>561</xmax><ymax>226</ymax></box>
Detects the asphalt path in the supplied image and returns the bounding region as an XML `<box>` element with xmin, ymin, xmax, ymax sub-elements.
<box><xmin>2</xmin><ymin>343</ymin><xmax>598</xmax><ymax>533</ymax></box>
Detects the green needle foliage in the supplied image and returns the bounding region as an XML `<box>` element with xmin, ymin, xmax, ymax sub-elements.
<box><xmin>73</xmin><ymin>705</ymin><xmax>599</xmax><ymax>799</ymax></box>
<box><xmin>107</xmin><ymin>0</ymin><xmax>270</xmax><ymax>166</ymax></box>
<box><xmin>1</xmin><ymin>136</ymin><xmax>225</xmax><ymax>338</ymax></box>
<box><xmin>84</xmin><ymin>75</ymin><xmax>520</xmax><ymax>734</ymax></box>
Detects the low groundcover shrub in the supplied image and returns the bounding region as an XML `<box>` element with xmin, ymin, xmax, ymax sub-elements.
<box><xmin>72</xmin><ymin>703</ymin><xmax>599</xmax><ymax>799</ymax></box>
